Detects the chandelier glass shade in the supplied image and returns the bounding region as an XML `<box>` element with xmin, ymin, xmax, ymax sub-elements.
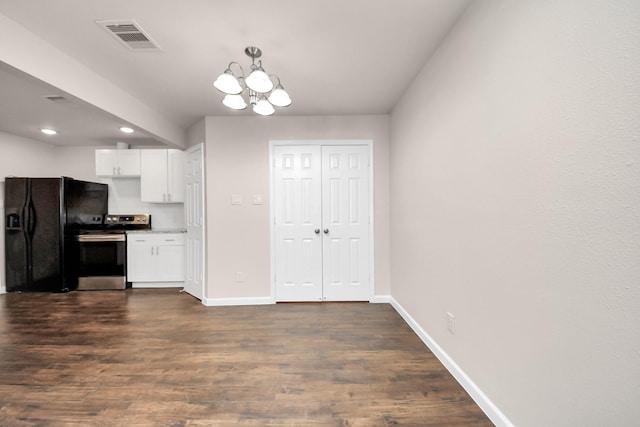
<box><xmin>268</xmin><ymin>83</ymin><xmax>292</xmax><ymax>107</ymax></box>
<box><xmin>214</xmin><ymin>70</ymin><xmax>243</xmax><ymax>95</ymax></box>
<box><xmin>222</xmin><ymin>94</ymin><xmax>247</xmax><ymax>110</ymax></box>
<box><xmin>245</xmin><ymin>67</ymin><xmax>273</xmax><ymax>93</ymax></box>
<box><xmin>213</xmin><ymin>46</ymin><xmax>291</xmax><ymax>116</ymax></box>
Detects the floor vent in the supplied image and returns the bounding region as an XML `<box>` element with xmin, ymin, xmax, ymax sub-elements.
<box><xmin>96</xmin><ymin>19</ymin><xmax>161</xmax><ymax>51</ymax></box>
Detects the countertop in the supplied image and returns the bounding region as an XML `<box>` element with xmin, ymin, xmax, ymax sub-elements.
<box><xmin>127</xmin><ymin>228</ymin><xmax>186</xmax><ymax>234</ymax></box>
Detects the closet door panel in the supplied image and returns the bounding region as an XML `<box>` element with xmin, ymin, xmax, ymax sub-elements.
<box><xmin>274</xmin><ymin>146</ymin><xmax>323</xmax><ymax>302</ymax></box>
<box><xmin>321</xmin><ymin>145</ymin><xmax>370</xmax><ymax>301</ymax></box>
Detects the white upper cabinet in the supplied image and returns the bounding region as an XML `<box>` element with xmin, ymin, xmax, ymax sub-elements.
<box><xmin>167</xmin><ymin>149</ymin><xmax>185</xmax><ymax>202</ymax></box>
<box><xmin>95</xmin><ymin>149</ymin><xmax>141</xmax><ymax>177</ymax></box>
<box><xmin>140</xmin><ymin>149</ymin><xmax>185</xmax><ymax>203</ymax></box>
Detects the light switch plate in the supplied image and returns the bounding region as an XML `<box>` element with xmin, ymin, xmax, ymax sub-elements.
<box><xmin>252</xmin><ymin>194</ymin><xmax>263</xmax><ymax>205</ymax></box>
<box><xmin>231</xmin><ymin>194</ymin><xmax>242</xmax><ymax>205</ymax></box>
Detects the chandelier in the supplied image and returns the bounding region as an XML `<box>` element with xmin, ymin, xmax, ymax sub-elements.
<box><xmin>213</xmin><ymin>46</ymin><xmax>292</xmax><ymax>116</ymax></box>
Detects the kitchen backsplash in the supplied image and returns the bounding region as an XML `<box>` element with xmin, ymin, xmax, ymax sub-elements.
<box><xmin>103</xmin><ymin>178</ymin><xmax>185</xmax><ymax>229</ymax></box>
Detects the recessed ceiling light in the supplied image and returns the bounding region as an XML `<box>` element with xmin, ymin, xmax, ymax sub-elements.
<box><xmin>120</xmin><ymin>127</ymin><xmax>134</xmax><ymax>133</ymax></box>
<box><xmin>41</xmin><ymin>128</ymin><xmax>57</xmax><ymax>135</ymax></box>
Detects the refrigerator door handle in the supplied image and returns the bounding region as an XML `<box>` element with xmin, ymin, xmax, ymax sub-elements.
<box><xmin>19</xmin><ymin>182</ymin><xmax>29</xmax><ymax>232</ymax></box>
<box><xmin>22</xmin><ymin>179</ymin><xmax>34</xmax><ymax>286</ymax></box>
<box><xmin>26</xmin><ymin>199</ymin><xmax>37</xmax><ymax>237</ymax></box>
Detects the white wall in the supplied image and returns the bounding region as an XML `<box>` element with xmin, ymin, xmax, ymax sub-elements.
<box><xmin>204</xmin><ymin>115</ymin><xmax>390</xmax><ymax>301</ymax></box>
<box><xmin>187</xmin><ymin>118</ymin><xmax>205</xmax><ymax>148</ymax></box>
<box><xmin>389</xmin><ymin>0</ymin><xmax>640</xmax><ymax>426</ymax></box>
<box><xmin>0</xmin><ymin>131</ymin><xmax>60</xmax><ymax>177</ymax></box>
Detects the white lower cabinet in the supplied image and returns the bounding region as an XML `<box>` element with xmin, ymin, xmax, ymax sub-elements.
<box><xmin>127</xmin><ymin>233</ymin><xmax>185</xmax><ymax>287</ymax></box>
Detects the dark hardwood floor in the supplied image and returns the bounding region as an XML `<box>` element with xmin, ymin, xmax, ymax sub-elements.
<box><xmin>0</xmin><ymin>289</ymin><xmax>492</xmax><ymax>426</ymax></box>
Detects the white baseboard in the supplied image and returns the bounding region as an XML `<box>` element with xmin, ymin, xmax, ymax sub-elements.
<box><xmin>132</xmin><ymin>282</ymin><xmax>184</xmax><ymax>288</ymax></box>
<box><xmin>203</xmin><ymin>296</ymin><xmax>391</xmax><ymax>306</ymax></box>
<box><xmin>370</xmin><ymin>294</ymin><xmax>391</xmax><ymax>303</ymax></box>
<box><xmin>203</xmin><ymin>296</ymin><xmax>275</xmax><ymax>306</ymax></box>
<box><xmin>390</xmin><ymin>297</ymin><xmax>513</xmax><ymax>427</ymax></box>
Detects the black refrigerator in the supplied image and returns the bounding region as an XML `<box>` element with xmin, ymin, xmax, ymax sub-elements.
<box><xmin>4</xmin><ymin>177</ymin><xmax>108</xmax><ymax>292</ymax></box>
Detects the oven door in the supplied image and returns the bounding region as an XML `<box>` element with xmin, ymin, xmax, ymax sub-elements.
<box><xmin>76</xmin><ymin>233</ymin><xmax>127</xmax><ymax>290</ymax></box>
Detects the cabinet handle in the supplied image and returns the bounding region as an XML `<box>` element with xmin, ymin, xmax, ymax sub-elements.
<box><xmin>324</xmin><ymin>229</ymin><xmax>329</xmax><ymax>234</ymax></box>
<box><xmin>156</xmin><ymin>246</ymin><xmax>160</xmax><ymax>256</ymax></box>
<box><xmin>113</xmin><ymin>166</ymin><xmax>116</xmax><ymax>175</ymax></box>
<box><xmin>151</xmin><ymin>247</ymin><xmax>155</xmax><ymax>256</ymax></box>
<box><xmin>118</xmin><ymin>166</ymin><xmax>121</xmax><ymax>175</ymax></box>
<box><xmin>168</xmin><ymin>193</ymin><xmax>171</xmax><ymax>202</ymax></box>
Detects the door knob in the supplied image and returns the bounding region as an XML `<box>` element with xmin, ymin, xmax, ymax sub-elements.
<box><xmin>314</xmin><ymin>229</ymin><xmax>320</xmax><ymax>234</ymax></box>
<box><xmin>323</xmin><ymin>229</ymin><xmax>329</xmax><ymax>234</ymax></box>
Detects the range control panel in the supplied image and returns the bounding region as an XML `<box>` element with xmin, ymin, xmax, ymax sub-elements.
<box><xmin>104</xmin><ymin>214</ymin><xmax>151</xmax><ymax>229</ymax></box>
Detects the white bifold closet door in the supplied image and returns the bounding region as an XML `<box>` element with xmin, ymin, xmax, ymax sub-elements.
<box><xmin>274</xmin><ymin>144</ymin><xmax>371</xmax><ymax>302</ymax></box>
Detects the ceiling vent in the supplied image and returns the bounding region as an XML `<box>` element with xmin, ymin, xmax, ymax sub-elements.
<box><xmin>96</xmin><ymin>19</ymin><xmax>161</xmax><ymax>51</ymax></box>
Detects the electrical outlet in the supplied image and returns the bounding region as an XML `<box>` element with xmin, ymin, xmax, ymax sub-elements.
<box><xmin>236</xmin><ymin>272</ymin><xmax>244</xmax><ymax>282</ymax></box>
<box><xmin>447</xmin><ymin>312</ymin><xmax>455</xmax><ymax>334</ymax></box>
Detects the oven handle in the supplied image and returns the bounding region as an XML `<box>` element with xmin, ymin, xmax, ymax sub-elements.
<box><xmin>76</xmin><ymin>234</ymin><xmax>126</xmax><ymax>242</ymax></box>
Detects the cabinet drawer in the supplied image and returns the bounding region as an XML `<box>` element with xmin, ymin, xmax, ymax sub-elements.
<box><xmin>127</xmin><ymin>233</ymin><xmax>185</xmax><ymax>246</ymax></box>
<box><xmin>157</xmin><ymin>234</ymin><xmax>185</xmax><ymax>245</ymax></box>
<box><xmin>127</xmin><ymin>235</ymin><xmax>155</xmax><ymax>246</ymax></box>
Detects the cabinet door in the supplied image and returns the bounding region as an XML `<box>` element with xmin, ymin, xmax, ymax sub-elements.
<box><xmin>95</xmin><ymin>149</ymin><xmax>141</xmax><ymax>177</ymax></box>
<box><xmin>140</xmin><ymin>150</ymin><xmax>168</xmax><ymax>202</ymax></box>
<box><xmin>95</xmin><ymin>150</ymin><xmax>118</xmax><ymax>176</ymax></box>
<box><xmin>156</xmin><ymin>241</ymin><xmax>185</xmax><ymax>282</ymax></box>
<box><xmin>116</xmin><ymin>150</ymin><xmax>141</xmax><ymax>176</ymax></box>
<box><xmin>167</xmin><ymin>150</ymin><xmax>185</xmax><ymax>203</ymax></box>
<box><xmin>127</xmin><ymin>236</ymin><xmax>155</xmax><ymax>282</ymax></box>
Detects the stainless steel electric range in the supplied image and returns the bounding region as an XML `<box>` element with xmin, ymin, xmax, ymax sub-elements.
<box><xmin>75</xmin><ymin>214</ymin><xmax>151</xmax><ymax>290</ymax></box>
